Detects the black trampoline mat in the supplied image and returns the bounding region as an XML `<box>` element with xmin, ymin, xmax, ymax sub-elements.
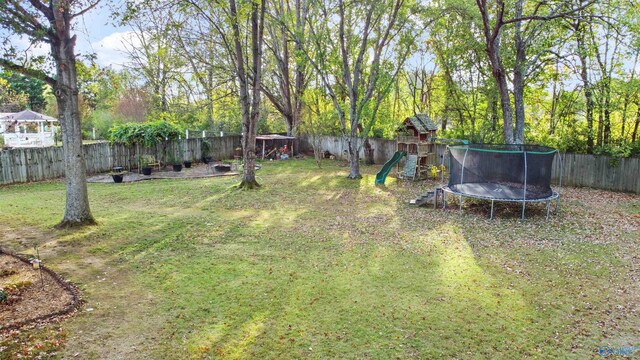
<box><xmin>448</xmin><ymin>182</ymin><xmax>553</xmax><ymax>200</ymax></box>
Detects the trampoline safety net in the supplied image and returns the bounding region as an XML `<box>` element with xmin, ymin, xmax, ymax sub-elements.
<box><xmin>447</xmin><ymin>144</ymin><xmax>557</xmax><ymax>201</ymax></box>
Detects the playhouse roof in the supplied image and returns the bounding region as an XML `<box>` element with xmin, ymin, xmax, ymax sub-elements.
<box><xmin>404</xmin><ymin>114</ymin><xmax>437</xmax><ymax>133</ymax></box>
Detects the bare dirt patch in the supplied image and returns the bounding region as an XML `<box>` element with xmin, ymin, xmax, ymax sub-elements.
<box><xmin>0</xmin><ymin>252</ymin><xmax>79</xmax><ymax>331</ymax></box>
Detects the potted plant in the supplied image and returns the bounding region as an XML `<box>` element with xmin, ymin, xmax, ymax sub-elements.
<box><xmin>214</xmin><ymin>163</ymin><xmax>232</xmax><ymax>173</ymax></box>
<box><xmin>176</xmin><ymin>147</ymin><xmax>191</xmax><ymax>168</ymax></box>
<box><xmin>110</xmin><ymin>170</ymin><xmax>126</xmax><ymax>183</ymax></box>
<box><xmin>169</xmin><ymin>152</ymin><xmax>182</xmax><ymax>172</ymax></box>
<box><xmin>201</xmin><ymin>140</ymin><xmax>212</xmax><ymax>164</ymax></box>
<box><xmin>140</xmin><ymin>155</ymin><xmax>153</xmax><ymax>176</ymax></box>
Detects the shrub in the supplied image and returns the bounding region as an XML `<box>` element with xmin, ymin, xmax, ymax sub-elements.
<box><xmin>110</xmin><ymin>121</ymin><xmax>181</xmax><ymax>147</ymax></box>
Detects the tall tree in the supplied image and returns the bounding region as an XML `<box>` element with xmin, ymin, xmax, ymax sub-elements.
<box><xmin>121</xmin><ymin>8</ymin><xmax>186</xmax><ymax>113</ymax></box>
<box><xmin>262</xmin><ymin>0</ymin><xmax>309</xmax><ymax>136</ymax></box>
<box><xmin>475</xmin><ymin>0</ymin><xmax>594</xmax><ymax>144</ymax></box>
<box><xmin>566</xmin><ymin>9</ymin><xmax>596</xmax><ymax>151</ymax></box>
<box><xmin>302</xmin><ymin>0</ymin><xmax>415</xmax><ymax>178</ymax></box>
<box><xmin>230</xmin><ymin>0</ymin><xmax>267</xmax><ymax>188</ymax></box>
<box><xmin>0</xmin><ymin>0</ymin><xmax>97</xmax><ymax>227</ymax></box>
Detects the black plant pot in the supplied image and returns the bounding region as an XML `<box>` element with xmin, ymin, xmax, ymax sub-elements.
<box><xmin>183</xmin><ymin>161</ymin><xmax>192</xmax><ymax>168</ymax></box>
<box><xmin>112</xmin><ymin>174</ymin><xmax>124</xmax><ymax>183</ymax></box>
<box><xmin>214</xmin><ymin>164</ymin><xmax>231</xmax><ymax>173</ymax></box>
<box><xmin>172</xmin><ymin>164</ymin><xmax>183</xmax><ymax>172</ymax></box>
<box><xmin>202</xmin><ymin>156</ymin><xmax>213</xmax><ymax>164</ymax></box>
<box><xmin>142</xmin><ymin>167</ymin><xmax>152</xmax><ymax>176</ymax></box>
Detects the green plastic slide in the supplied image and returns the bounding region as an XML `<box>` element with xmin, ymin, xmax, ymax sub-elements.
<box><xmin>375</xmin><ymin>151</ymin><xmax>406</xmax><ymax>185</ymax></box>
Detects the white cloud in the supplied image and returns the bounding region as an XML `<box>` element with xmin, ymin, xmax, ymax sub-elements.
<box><xmin>6</xmin><ymin>35</ymin><xmax>50</xmax><ymax>59</ymax></box>
<box><xmin>90</xmin><ymin>31</ymin><xmax>140</xmax><ymax>69</ymax></box>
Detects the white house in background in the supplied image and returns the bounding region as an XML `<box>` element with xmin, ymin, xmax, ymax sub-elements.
<box><xmin>0</xmin><ymin>110</ymin><xmax>58</xmax><ymax>147</ymax></box>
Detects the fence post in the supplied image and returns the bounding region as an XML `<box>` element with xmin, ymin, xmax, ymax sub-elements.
<box><xmin>186</xmin><ymin>129</ymin><xmax>189</xmax><ymax>139</ymax></box>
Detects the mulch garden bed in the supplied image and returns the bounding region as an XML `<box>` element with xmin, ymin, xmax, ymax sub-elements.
<box><xmin>87</xmin><ymin>163</ymin><xmax>238</xmax><ymax>183</ymax></box>
<box><xmin>0</xmin><ymin>250</ymin><xmax>81</xmax><ymax>332</ymax></box>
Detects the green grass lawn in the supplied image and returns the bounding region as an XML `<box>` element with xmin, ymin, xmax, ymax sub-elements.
<box><xmin>1</xmin><ymin>159</ymin><xmax>639</xmax><ymax>359</ymax></box>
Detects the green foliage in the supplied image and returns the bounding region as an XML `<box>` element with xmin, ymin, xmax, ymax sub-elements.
<box><xmin>82</xmin><ymin>110</ymin><xmax>127</xmax><ymax>140</ymax></box>
<box><xmin>200</xmin><ymin>140</ymin><xmax>211</xmax><ymax>158</ymax></box>
<box><xmin>0</xmin><ymin>71</ymin><xmax>47</xmax><ymax>111</ymax></box>
<box><xmin>110</xmin><ymin>121</ymin><xmax>181</xmax><ymax>147</ymax></box>
<box><xmin>0</xmin><ymin>288</ymin><xmax>6</xmax><ymax>303</ymax></box>
<box><xmin>594</xmin><ymin>142</ymin><xmax>640</xmax><ymax>160</ymax></box>
<box><xmin>138</xmin><ymin>155</ymin><xmax>155</xmax><ymax>168</ymax></box>
<box><xmin>0</xmin><ymin>77</ymin><xmax>28</xmax><ymax>111</ymax></box>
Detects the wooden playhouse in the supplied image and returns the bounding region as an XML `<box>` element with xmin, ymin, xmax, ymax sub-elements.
<box><xmin>396</xmin><ymin>114</ymin><xmax>438</xmax><ymax>180</ymax></box>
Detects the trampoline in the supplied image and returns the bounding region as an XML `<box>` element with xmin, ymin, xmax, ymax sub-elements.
<box><xmin>440</xmin><ymin>144</ymin><xmax>561</xmax><ymax>220</ymax></box>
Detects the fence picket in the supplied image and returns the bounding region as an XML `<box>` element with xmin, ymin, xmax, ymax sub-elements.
<box><xmin>0</xmin><ymin>136</ymin><xmax>241</xmax><ymax>185</ymax></box>
<box><xmin>299</xmin><ymin>136</ymin><xmax>640</xmax><ymax>193</ymax></box>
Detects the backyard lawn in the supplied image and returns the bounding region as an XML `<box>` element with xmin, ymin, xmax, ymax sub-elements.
<box><xmin>0</xmin><ymin>159</ymin><xmax>639</xmax><ymax>359</ymax></box>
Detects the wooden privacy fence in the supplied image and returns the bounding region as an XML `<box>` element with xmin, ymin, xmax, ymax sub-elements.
<box><xmin>551</xmin><ymin>153</ymin><xmax>639</xmax><ymax>193</ymax></box>
<box><xmin>301</xmin><ymin>136</ymin><xmax>640</xmax><ymax>193</ymax></box>
<box><xmin>0</xmin><ymin>136</ymin><xmax>241</xmax><ymax>185</ymax></box>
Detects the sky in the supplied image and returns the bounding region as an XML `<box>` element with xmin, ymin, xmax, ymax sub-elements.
<box><xmin>4</xmin><ymin>2</ymin><xmax>134</xmax><ymax>70</ymax></box>
<box><xmin>72</xmin><ymin>3</ymin><xmax>134</xmax><ymax>69</ymax></box>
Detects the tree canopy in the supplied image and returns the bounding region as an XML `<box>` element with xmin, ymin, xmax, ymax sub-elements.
<box><xmin>3</xmin><ymin>0</ymin><xmax>640</xmax><ymax>161</ymax></box>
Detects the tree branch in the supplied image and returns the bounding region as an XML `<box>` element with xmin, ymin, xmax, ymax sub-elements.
<box><xmin>26</xmin><ymin>0</ymin><xmax>53</xmax><ymax>20</ymax></box>
<box><xmin>502</xmin><ymin>0</ymin><xmax>596</xmax><ymax>26</ymax></box>
<box><xmin>71</xmin><ymin>0</ymin><xmax>101</xmax><ymax>19</ymax></box>
<box><xmin>0</xmin><ymin>58</ymin><xmax>56</xmax><ymax>86</ymax></box>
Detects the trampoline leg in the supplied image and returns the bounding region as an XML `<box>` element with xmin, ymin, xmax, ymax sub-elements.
<box><xmin>490</xmin><ymin>200</ymin><xmax>494</xmax><ymax>220</ymax></box>
<box><xmin>521</xmin><ymin>202</ymin><xmax>526</xmax><ymax>223</ymax></box>
<box><xmin>443</xmin><ymin>192</ymin><xmax>446</xmax><ymax>209</ymax></box>
<box><xmin>546</xmin><ymin>201</ymin><xmax>550</xmax><ymax>220</ymax></box>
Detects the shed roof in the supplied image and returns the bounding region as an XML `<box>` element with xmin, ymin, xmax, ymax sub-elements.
<box><xmin>256</xmin><ymin>134</ymin><xmax>296</xmax><ymax>140</ymax></box>
<box><xmin>405</xmin><ymin>114</ymin><xmax>437</xmax><ymax>133</ymax></box>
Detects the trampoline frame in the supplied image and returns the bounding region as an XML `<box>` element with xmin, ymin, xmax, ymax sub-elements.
<box><xmin>441</xmin><ymin>185</ymin><xmax>560</xmax><ymax>220</ymax></box>
<box><xmin>440</xmin><ymin>145</ymin><xmax>563</xmax><ymax>221</ymax></box>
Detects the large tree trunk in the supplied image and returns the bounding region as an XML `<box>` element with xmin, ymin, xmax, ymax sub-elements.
<box><xmin>621</xmin><ymin>53</ymin><xmax>638</xmax><ymax>139</ymax></box>
<box><xmin>262</xmin><ymin>0</ymin><xmax>307</xmax><ymax>137</ymax></box>
<box><xmin>51</xmin><ymin>11</ymin><xmax>95</xmax><ymax>227</ymax></box>
<box><xmin>576</xmin><ymin>25</ymin><xmax>595</xmax><ymax>152</ymax></box>
<box><xmin>240</xmin><ymin>117</ymin><xmax>259</xmax><ymax>188</ymax></box>
<box><xmin>487</xmin><ymin>87</ymin><xmax>498</xmax><ymax>132</ymax></box>
<box><xmin>603</xmin><ymin>81</ymin><xmax>612</xmax><ymax>145</ymax></box>
<box><xmin>231</xmin><ymin>0</ymin><xmax>264</xmax><ymax>189</ymax></box>
<box><xmin>207</xmin><ymin>70</ymin><xmax>215</xmax><ymax>129</ymax></box>
<box><xmin>347</xmin><ymin>136</ymin><xmax>361</xmax><ymax>179</ymax></box>
<box><xmin>597</xmin><ymin>108</ymin><xmax>604</xmax><ymax>146</ymax></box>
<box><xmin>484</xmin><ymin>32</ymin><xmax>514</xmax><ymax>143</ymax></box>
<box><xmin>477</xmin><ymin>1</ymin><xmax>514</xmax><ymax>145</ymax></box>
<box><xmin>512</xmin><ymin>3</ymin><xmax>526</xmax><ymax>144</ymax></box>
<box><xmin>632</xmin><ymin>104</ymin><xmax>640</xmax><ymax>142</ymax></box>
